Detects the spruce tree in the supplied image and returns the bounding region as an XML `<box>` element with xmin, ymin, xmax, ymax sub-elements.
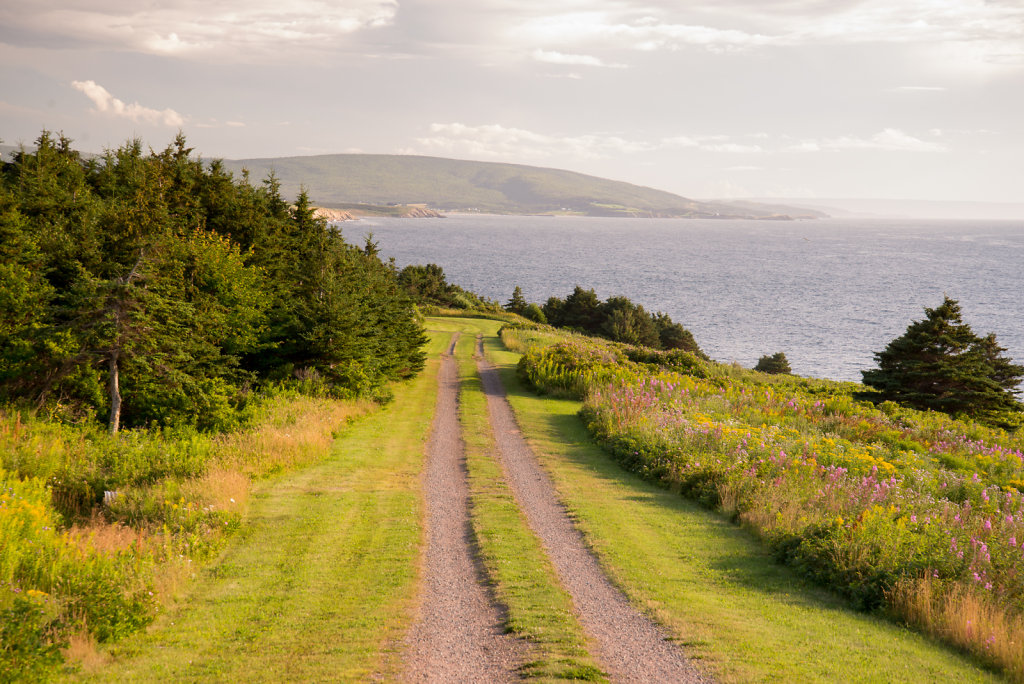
<box><xmin>599</xmin><ymin>296</ymin><xmax>659</xmax><ymax>347</ymax></box>
<box><xmin>0</xmin><ymin>132</ymin><xmax>427</xmax><ymax>429</ymax></box>
<box><xmin>861</xmin><ymin>297</ymin><xmax>1023</xmax><ymax>423</ymax></box>
<box><xmin>505</xmin><ymin>286</ymin><xmax>528</xmax><ymax>315</ymax></box>
<box><xmin>653</xmin><ymin>312</ymin><xmax>704</xmax><ymax>357</ymax></box>
<box><xmin>560</xmin><ymin>286</ymin><xmax>601</xmax><ymax>332</ymax></box>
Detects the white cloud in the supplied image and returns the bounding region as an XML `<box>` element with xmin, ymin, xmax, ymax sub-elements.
<box><xmin>416</xmin><ymin>124</ymin><xmax>773</xmax><ymax>160</ymax></box>
<box><xmin>541</xmin><ymin>72</ymin><xmax>584</xmax><ymax>79</ymax></box>
<box><xmin>71</xmin><ymin>80</ymin><xmax>185</xmax><ymax>126</ymax></box>
<box><xmin>531</xmin><ymin>49</ymin><xmax>625</xmax><ymax>68</ymax></box>
<box><xmin>704</xmin><ymin>143</ymin><xmax>763</xmax><ymax>153</ymax></box>
<box><xmin>517</xmin><ymin>12</ymin><xmax>777</xmax><ymax>53</ymax></box>
<box><xmin>416</xmin><ymin>123</ymin><xmax>653</xmax><ymax>160</ymax></box>
<box><xmin>795</xmin><ymin>0</ymin><xmax>1024</xmax><ymax>48</ymax></box>
<box><xmin>662</xmin><ymin>135</ymin><xmax>761</xmax><ymax>153</ymax></box>
<box><xmin>791</xmin><ymin>128</ymin><xmax>947</xmax><ymax>153</ymax></box>
<box><xmin>4</xmin><ymin>1</ymin><xmax>398</xmax><ymax>59</ymax></box>
<box><xmin>510</xmin><ymin>1</ymin><xmax>1024</xmax><ymax>69</ymax></box>
<box><xmin>890</xmin><ymin>86</ymin><xmax>947</xmax><ymax>92</ymax></box>
<box><xmin>662</xmin><ymin>135</ymin><xmax>701</xmax><ymax>148</ymax></box>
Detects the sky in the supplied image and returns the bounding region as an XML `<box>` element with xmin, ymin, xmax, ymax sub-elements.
<box><xmin>1</xmin><ymin>0</ymin><xmax>1023</xmax><ymax>203</ymax></box>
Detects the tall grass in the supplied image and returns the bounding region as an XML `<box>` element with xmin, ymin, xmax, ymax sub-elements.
<box><xmin>507</xmin><ymin>324</ymin><xmax>1024</xmax><ymax>680</ymax></box>
<box><xmin>0</xmin><ymin>392</ymin><xmax>372</xmax><ymax>678</ymax></box>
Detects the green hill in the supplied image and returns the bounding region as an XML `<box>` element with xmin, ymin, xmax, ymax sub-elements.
<box><xmin>1</xmin><ymin>144</ymin><xmax>821</xmax><ymax>218</ymax></box>
<box><xmin>219</xmin><ymin>153</ymin><xmax>824</xmax><ymax>219</ymax></box>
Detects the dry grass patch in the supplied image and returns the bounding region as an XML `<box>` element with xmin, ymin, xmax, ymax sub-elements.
<box><xmin>211</xmin><ymin>395</ymin><xmax>375</xmax><ymax>478</ymax></box>
<box><xmin>62</xmin><ymin>630</ymin><xmax>106</xmax><ymax>673</ymax></box>
<box><xmin>892</xmin><ymin>577</ymin><xmax>1024</xmax><ymax>681</ymax></box>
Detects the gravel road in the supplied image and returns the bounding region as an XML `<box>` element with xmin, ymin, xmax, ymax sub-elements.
<box><xmin>475</xmin><ymin>336</ymin><xmax>708</xmax><ymax>683</ymax></box>
<box><xmin>401</xmin><ymin>335</ymin><xmax>525</xmax><ymax>682</ymax></box>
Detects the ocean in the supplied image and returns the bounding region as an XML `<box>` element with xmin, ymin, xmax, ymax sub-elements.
<box><xmin>343</xmin><ymin>214</ymin><xmax>1024</xmax><ymax>384</ymax></box>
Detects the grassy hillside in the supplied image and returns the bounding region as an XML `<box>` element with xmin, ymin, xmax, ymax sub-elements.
<box><xmin>219</xmin><ymin>153</ymin><xmax>823</xmax><ymax>219</ymax></box>
<box><xmin>2</xmin><ymin>143</ymin><xmax>823</xmax><ymax>218</ymax></box>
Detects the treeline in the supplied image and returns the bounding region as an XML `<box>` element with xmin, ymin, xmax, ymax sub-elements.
<box><xmin>0</xmin><ymin>132</ymin><xmax>426</xmax><ymax>433</ymax></box>
<box><xmin>396</xmin><ymin>262</ymin><xmax>502</xmax><ymax>312</ymax></box>
<box><xmin>507</xmin><ymin>285</ymin><xmax>705</xmax><ymax>357</ymax></box>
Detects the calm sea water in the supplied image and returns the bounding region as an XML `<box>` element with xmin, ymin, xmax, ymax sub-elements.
<box><xmin>344</xmin><ymin>214</ymin><xmax>1024</xmax><ymax>384</ymax></box>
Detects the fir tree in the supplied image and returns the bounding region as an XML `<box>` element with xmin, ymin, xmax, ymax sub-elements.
<box><xmin>560</xmin><ymin>286</ymin><xmax>601</xmax><ymax>331</ymax></box>
<box><xmin>505</xmin><ymin>286</ymin><xmax>528</xmax><ymax>315</ymax></box>
<box><xmin>861</xmin><ymin>297</ymin><xmax>1023</xmax><ymax>424</ymax></box>
<box><xmin>653</xmin><ymin>312</ymin><xmax>704</xmax><ymax>356</ymax></box>
<box><xmin>599</xmin><ymin>296</ymin><xmax>659</xmax><ymax>347</ymax></box>
<box><xmin>0</xmin><ymin>132</ymin><xmax>427</xmax><ymax>429</ymax></box>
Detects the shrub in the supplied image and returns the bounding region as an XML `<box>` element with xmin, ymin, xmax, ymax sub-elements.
<box><xmin>755</xmin><ymin>352</ymin><xmax>792</xmax><ymax>375</ymax></box>
<box><xmin>523</xmin><ymin>303</ymin><xmax>547</xmax><ymax>324</ymax></box>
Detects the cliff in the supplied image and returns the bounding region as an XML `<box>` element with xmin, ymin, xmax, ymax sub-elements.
<box><xmin>312</xmin><ymin>204</ymin><xmax>445</xmax><ymax>221</ymax></box>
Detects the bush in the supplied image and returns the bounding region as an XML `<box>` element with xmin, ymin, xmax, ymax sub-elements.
<box><xmin>523</xmin><ymin>303</ymin><xmax>547</xmax><ymax>324</ymax></box>
<box><xmin>0</xmin><ymin>469</ymin><xmax>155</xmax><ymax>672</ymax></box>
<box><xmin>542</xmin><ymin>287</ymin><xmax>705</xmax><ymax>355</ymax></box>
<box><xmin>0</xmin><ymin>591</ymin><xmax>63</xmax><ymax>682</ymax></box>
<box><xmin>755</xmin><ymin>352</ymin><xmax>792</xmax><ymax>375</ymax></box>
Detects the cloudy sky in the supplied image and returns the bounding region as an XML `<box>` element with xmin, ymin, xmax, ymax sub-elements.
<box><xmin>1</xmin><ymin>0</ymin><xmax>1022</xmax><ymax>202</ymax></box>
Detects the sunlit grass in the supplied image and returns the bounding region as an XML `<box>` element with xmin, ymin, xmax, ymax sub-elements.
<box><xmin>508</xmin><ymin>323</ymin><xmax>1024</xmax><ymax>679</ymax></box>
<box><xmin>61</xmin><ymin>333</ymin><xmax>449</xmax><ymax>681</ymax></box>
<box><xmin>449</xmin><ymin>320</ymin><xmax>605</xmax><ymax>681</ymax></box>
<box><xmin>486</xmin><ymin>334</ymin><xmax>1001</xmax><ymax>682</ymax></box>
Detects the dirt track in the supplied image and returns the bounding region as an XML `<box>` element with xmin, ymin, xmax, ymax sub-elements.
<box><xmin>402</xmin><ymin>332</ymin><xmax>705</xmax><ymax>682</ymax></box>
<box><xmin>401</xmin><ymin>334</ymin><xmax>524</xmax><ymax>682</ymax></box>
<box><xmin>475</xmin><ymin>336</ymin><xmax>706</xmax><ymax>683</ymax></box>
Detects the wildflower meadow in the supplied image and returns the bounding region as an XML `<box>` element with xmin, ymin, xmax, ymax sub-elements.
<box><xmin>507</xmin><ymin>324</ymin><xmax>1024</xmax><ymax>679</ymax></box>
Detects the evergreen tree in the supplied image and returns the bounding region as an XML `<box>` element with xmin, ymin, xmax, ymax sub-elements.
<box><xmin>652</xmin><ymin>312</ymin><xmax>704</xmax><ymax>356</ymax></box>
<box><xmin>755</xmin><ymin>352</ymin><xmax>791</xmax><ymax>375</ymax></box>
<box><xmin>0</xmin><ymin>132</ymin><xmax>427</xmax><ymax>429</ymax></box>
<box><xmin>539</xmin><ymin>287</ymin><xmax>704</xmax><ymax>356</ymax></box>
<box><xmin>560</xmin><ymin>286</ymin><xmax>601</xmax><ymax>331</ymax></box>
<box><xmin>542</xmin><ymin>296</ymin><xmax>565</xmax><ymax>327</ymax></box>
<box><xmin>0</xmin><ymin>184</ymin><xmax>53</xmax><ymax>395</ymax></box>
<box><xmin>505</xmin><ymin>286</ymin><xmax>528</xmax><ymax>315</ymax></box>
<box><xmin>397</xmin><ymin>263</ymin><xmax>452</xmax><ymax>306</ymax></box>
<box><xmin>599</xmin><ymin>296</ymin><xmax>659</xmax><ymax>347</ymax></box>
<box><xmin>861</xmin><ymin>297</ymin><xmax>1023</xmax><ymax>423</ymax></box>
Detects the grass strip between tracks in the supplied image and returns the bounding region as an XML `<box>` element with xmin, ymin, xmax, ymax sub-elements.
<box><xmin>447</xmin><ymin>318</ymin><xmax>605</xmax><ymax>681</ymax></box>
<box><xmin>482</xmin><ymin>333</ymin><xmax>1002</xmax><ymax>683</ymax></box>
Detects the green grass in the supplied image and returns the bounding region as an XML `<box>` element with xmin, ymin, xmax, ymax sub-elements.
<box><xmin>65</xmin><ymin>333</ymin><xmax>449</xmax><ymax>682</ymax></box>
<box><xmin>445</xmin><ymin>319</ymin><xmax>605</xmax><ymax>681</ymax></box>
<box><xmin>482</xmin><ymin>334</ymin><xmax>1003</xmax><ymax>683</ymax></box>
